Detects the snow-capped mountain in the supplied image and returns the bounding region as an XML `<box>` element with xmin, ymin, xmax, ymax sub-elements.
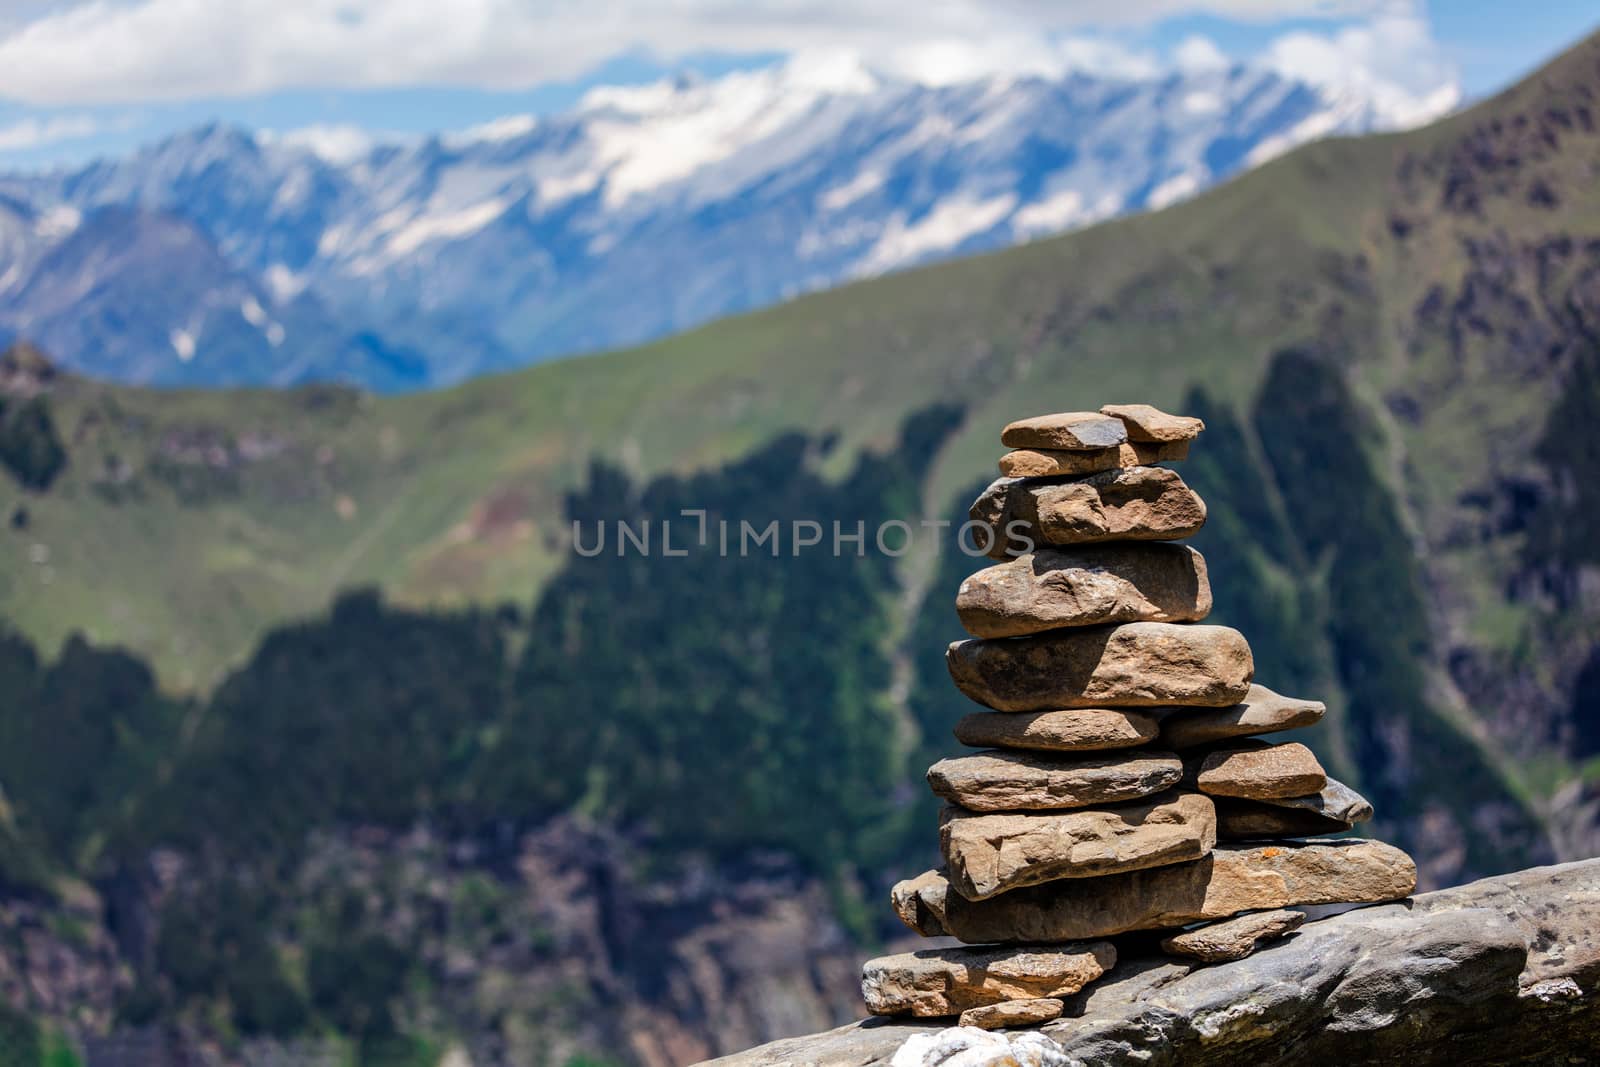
<box><xmin>0</xmin><ymin>53</ymin><xmax>1456</xmax><ymax>389</ymax></box>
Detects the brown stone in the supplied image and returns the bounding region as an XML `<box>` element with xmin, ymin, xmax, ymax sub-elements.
<box><xmin>947</xmin><ymin>622</ymin><xmax>1254</xmax><ymax>712</ymax></box>
<box><xmin>1214</xmin><ymin>798</ymin><xmax>1353</xmax><ymax>840</ymax></box>
<box><xmin>957</xmin><ymin>998</ymin><xmax>1065</xmax><ymax>1030</ymax></box>
<box><xmin>927</xmin><ymin>750</ymin><xmax>1182</xmax><ymax>812</ymax></box>
<box><xmin>998</xmin><ymin>447</ymin><xmax>1121</xmax><ymax>478</ymax></box>
<box><xmin>860</xmin><ymin>943</ymin><xmax>1115</xmax><ymax>1017</ymax></box>
<box><xmin>1119</xmin><ymin>439</ymin><xmax>1189</xmax><ymax>464</ymax></box>
<box><xmin>1000</xmin><ymin>412</ymin><xmax>1127</xmax><ymax>451</ymax></box>
<box><xmin>956</xmin><ymin>544</ymin><xmax>1211</xmax><ymax>638</ymax></box>
<box><xmin>1157</xmin><ymin>683</ymin><xmax>1325</xmax><ymax>749</ymax></box>
<box><xmin>1190</xmin><ymin>740</ymin><xmax>1327</xmax><ymax>799</ymax></box>
<box><xmin>1160</xmin><ymin>909</ymin><xmax>1305</xmax><ymax>962</ymax></box>
<box><xmin>1099</xmin><ymin>403</ymin><xmax>1206</xmax><ymax>443</ymax></box>
<box><xmin>953</xmin><ymin>708</ymin><xmax>1159</xmax><ymax>753</ymax></box>
<box><xmin>969</xmin><ymin>468</ymin><xmax>1207</xmax><ymax>559</ymax></box>
<box><xmin>891</xmin><ymin>840</ymin><xmax>1417</xmax><ymax>944</ymax></box>
<box><xmin>941</xmin><ymin>792</ymin><xmax>1217</xmax><ymax>900</ymax></box>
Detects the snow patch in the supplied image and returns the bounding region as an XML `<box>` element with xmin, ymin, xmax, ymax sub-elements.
<box><xmin>35</xmin><ymin>205</ymin><xmax>80</xmax><ymax>238</ymax></box>
<box><xmin>170</xmin><ymin>327</ymin><xmax>196</xmax><ymax>362</ymax></box>
<box><xmin>263</xmin><ymin>264</ymin><xmax>306</xmax><ymax>302</ymax></box>
<box><xmin>240</xmin><ymin>296</ymin><xmax>268</xmax><ymax>327</ymax></box>
<box><xmin>1012</xmin><ymin>189</ymin><xmax>1086</xmax><ymax>236</ymax></box>
<box><xmin>819</xmin><ymin>169</ymin><xmax>884</xmax><ymax>212</ymax></box>
<box><xmin>857</xmin><ymin>193</ymin><xmax>1016</xmax><ymax>275</ymax></box>
<box><xmin>384</xmin><ymin>197</ymin><xmax>510</xmax><ymax>257</ymax></box>
<box><xmin>1148</xmin><ymin>172</ymin><xmax>1203</xmax><ymax>210</ymax></box>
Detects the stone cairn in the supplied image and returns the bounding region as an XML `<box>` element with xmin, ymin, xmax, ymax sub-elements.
<box><xmin>861</xmin><ymin>404</ymin><xmax>1419</xmax><ymax>1031</ymax></box>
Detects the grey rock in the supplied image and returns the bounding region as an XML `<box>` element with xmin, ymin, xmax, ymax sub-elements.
<box><xmin>1156</xmin><ymin>683</ymin><xmax>1324</xmax><ymax>749</ymax></box>
<box><xmin>957</xmin><ymin>998</ymin><xmax>1066</xmax><ymax>1030</ymax></box>
<box><xmin>707</xmin><ymin>859</ymin><xmax>1600</xmax><ymax>1067</ymax></box>
<box><xmin>956</xmin><ymin>544</ymin><xmax>1211</xmax><ymax>639</ymax></box>
<box><xmin>1258</xmin><ymin>778</ymin><xmax>1375</xmax><ymax>823</ymax></box>
<box><xmin>1001</xmin><ymin>412</ymin><xmax>1128</xmax><ymax>450</ymax></box>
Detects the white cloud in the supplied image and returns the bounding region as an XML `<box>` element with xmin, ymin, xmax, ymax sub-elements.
<box><xmin>0</xmin><ymin>0</ymin><xmax>1424</xmax><ymax>105</ymax></box>
<box><xmin>1263</xmin><ymin>9</ymin><xmax>1459</xmax><ymax>126</ymax></box>
<box><xmin>1173</xmin><ymin>34</ymin><xmax>1231</xmax><ymax>73</ymax></box>
<box><xmin>0</xmin><ymin>112</ymin><xmax>101</xmax><ymax>150</ymax></box>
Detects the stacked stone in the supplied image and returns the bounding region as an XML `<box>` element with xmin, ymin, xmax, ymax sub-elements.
<box><xmin>861</xmin><ymin>404</ymin><xmax>1418</xmax><ymax>1031</ymax></box>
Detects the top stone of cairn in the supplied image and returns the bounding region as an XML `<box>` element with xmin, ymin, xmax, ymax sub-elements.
<box><xmin>1000</xmin><ymin>411</ymin><xmax>1127</xmax><ymax>451</ymax></box>
<box><xmin>1098</xmin><ymin>404</ymin><xmax>1206</xmax><ymax>444</ymax></box>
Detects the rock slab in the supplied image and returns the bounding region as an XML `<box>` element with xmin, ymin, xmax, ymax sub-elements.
<box><xmin>956</xmin><ymin>544</ymin><xmax>1211</xmax><ymax>638</ymax></box>
<box><xmin>941</xmin><ymin>792</ymin><xmax>1217</xmax><ymax>900</ymax></box>
<box><xmin>1190</xmin><ymin>741</ymin><xmax>1327</xmax><ymax>799</ymax></box>
<box><xmin>1099</xmin><ymin>404</ymin><xmax>1205</xmax><ymax>443</ymax></box>
<box><xmin>953</xmin><ymin>708</ymin><xmax>1159</xmax><ymax>753</ymax></box>
<box><xmin>1214</xmin><ymin>799</ymin><xmax>1354</xmax><ymax>840</ymax></box>
<box><xmin>892</xmin><ymin>840</ymin><xmax>1416</xmax><ymax>944</ymax></box>
<box><xmin>1159</xmin><ymin>908</ymin><xmax>1305</xmax><ymax>962</ymax></box>
<box><xmin>1000</xmin><ymin>412</ymin><xmax>1128</xmax><ymax>450</ymax></box>
<box><xmin>947</xmin><ymin>623</ymin><xmax>1254</xmax><ymax>712</ymax></box>
<box><xmin>1156</xmin><ymin>683</ymin><xmax>1324</xmax><ymax>749</ymax></box>
<box><xmin>997</xmin><ymin>441</ymin><xmax>1188</xmax><ymax>478</ymax></box>
<box><xmin>927</xmin><ymin>750</ymin><xmax>1182</xmax><ymax>812</ymax></box>
<box><xmin>861</xmin><ymin>943</ymin><xmax>1115</xmax><ymax>1017</ymax></box>
<box><xmin>957</xmin><ymin>998</ymin><xmax>1065</xmax><ymax>1031</ymax></box>
<box><xmin>970</xmin><ymin>468</ymin><xmax>1207</xmax><ymax>559</ymax></box>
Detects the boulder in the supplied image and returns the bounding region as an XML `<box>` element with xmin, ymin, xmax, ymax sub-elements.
<box><xmin>927</xmin><ymin>750</ymin><xmax>1182</xmax><ymax>812</ymax></box>
<box><xmin>956</xmin><ymin>544</ymin><xmax>1211</xmax><ymax>638</ymax></box>
<box><xmin>1156</xmin><ymin>684</ymin><xmax>1324</xmax><ymax>749</ymax></box>
<box><xmin>861</xmin><ymin>943</ymin><xmax>1115</xmax><ymax>1017</ymax></box>
<box><xmin>1159</xmin><ymin>908</ymin><xmax>1305</xmax><ymax>962</ymax></box>
<box><xmin>891</xmin><ymin>840</ymin><xmax>1416</xmax><ymax>944</ymax></box>
<box><xmin>970</xmin><ymin>468</ymin><xmax>1207</xmax><ymax>559</ymax></box>
<box><xmin>957</xmin><ymin>998</ymin><xmax>1065</xmax><ymax>1031</ymax></box>
<box><xmin>953</xmin><ymin>708</ymin><xmax>1159</xmax><ymax>753</ymax></box>
<box><xmin>941</xmin><ymin>792</ymin><xmax>1217</xmax><ymax>900</ymax></box>
<box><xmin>1099</xmin><ymin>404</ymin><xmax>1205</xmax><ymax>443</ymax></box>
<box><xmin>947</xmin><ymin>623</ymin><xmax>1253</xmax><ymax>712</ymax></box>
<box><xmin>1000</xmin><ymin>412</ymin><xmax>1128</xmax><ymax>450</ymax></box>
<box><xmin>1189</xmin><ymin>741</ymin><xmax>1327</xmax><ymax>799</ymax></box>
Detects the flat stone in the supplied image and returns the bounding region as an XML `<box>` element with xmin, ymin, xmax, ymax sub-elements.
<box><xmin>928</xmin><ymin>750</ymin><xmax>1182</xmax><ymax>812</ymax></box>
<box><xmin>1156</xmin><ymin>683</ymin><xmax>1324</xmax><ymax>749</ymax></box>
<box><xmin>957</xmin><ymin>998</ymin><xmax>1065</xmax><ymax>1031</ymax></box>
<box><xmin>1001</xmin><ymin>412</ymin><xmax>1128</xmax><ymax>451</ymax></box>
<box><xmin>1160</xmin><ymin>909</ymin><xmax>1305</xmax><ymax>962</ymax></box>
<box><xmin>861</xmin><ymin>943</ymin><xmax>1115</xmax><ymax>1017</ymax></box>
<box><xmin>1099</xmin><ymin>403</ymin><xmax>1206</xmax><ymax>443</ymax></box>
<box><xmin>998</xmin><ymin>447</ymin><xmax>1121</xmax><ymax>478</ymax></box>
<box><xmin>1214</xmin><ymin>798</ymin><xmax>1353</xmax><ymax>840</ymax></box>
<box><xmin>1119</xmin><ymin>439</ymin><xmax>1189</xmax><ymax>464</ymax></box>
<box><xmin>1190</xmin><ymin>740</ymin><xmax>1327</xmax><ymax>799</ymax></box>
<box><xmin>953</xmin><ymin>708</ymin><xmax>1159</xmax><ymax>753</ymax></box>
<box><xmin>1256</xmin><ymin>778</ymin><xmax>1374</xmax><ymax>823</ymax></box>
<box><xmin>969</xmin><ymin>468</ymin><xmax>1207</xmax><ymax>559</ymax></box>
<box><xmin>941</xmin><ymin>792</ymin><xmax>1217</xmax><ymax>900</ymax></box>
<box><xmin>891</xmin><ymin>840</ymin><xmax>1417</xmax><ymax>944</ymax></box>
<box><xmin>956</xmin><ymin>544</ymin><xmax>1211</xmax><ymax>639</ymax></box>
<box><xmin>947</xmin><ymin>623</ymin><xmax>1254</xmax><ymax>712</ymax></box>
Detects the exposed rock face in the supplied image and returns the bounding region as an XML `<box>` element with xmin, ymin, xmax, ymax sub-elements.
<box><xmin>947</xmin><ymin>623</ymin><xmax>1253</xmax><ymax>712</ymax></box>
<box><xmin>1189</xmin><ymin>740</ymin><xmax>1326</xmax><ymax>799</ymax></box>
<box><xmin>1001</xmin><ymin>412</ymin><xmax>1128</xmax><ymax>451</ymax></box>
<box><xmin>860</xmin><ymin>943</ymin><xmax>1115</xmax><ymax>1017</ymax></box>
<box><xmin>1156</xmin><ymin>684</ymin><xmax>1324</xmax><ymax>749</ymax></box>
<box><xmin>958</xmin><ymin>998</ymin><xmax>1065</xmax><ymax>1031</ymax></box>
<box><xmin>955</xmin><ymin>545</ymin><xmax>1211</xmax><ymax>638</ymax></box>
<box><xmin>891</xmin><ymin>840</ymin><xmax>1415</xmax><ymax>943</ymax></box>
<box><xmin>1159</xmin><ymin>908</ymin><xmax>1305</xmax><ymax>962</ymax></box>
<box><xmin>708</xmin><ymin>859</ymin><xmax>1600</xmax><ymax>1067</ymax></box>
<box><xmin>1098</xmin><ymin>404</ymin><xmax>1205</xmax><ymax>443</ymax></box>
<box><xmin>970</xmin><ymin>468</ymin><xmax>1207</xmax><ymax>559</ymax></box>
<box><xmin>940</xmin><ymin>793</ymin><xmax>1217</xmax><ymax>900</ymax></box>
<box><xmin>926</xmin><ymin>750</ymin><xmax>1182</xmax><ymax>812</ymax></box>
<box><xmin>952</xmin><ymin>708</ymin><xmax>1159</xmax><ymax>753</ymax></box>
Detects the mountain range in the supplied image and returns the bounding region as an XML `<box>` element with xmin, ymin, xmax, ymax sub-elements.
<box><xmin>0</xmin><ymin>51</ymin><xmax>1450</xmax><ymax>390</ymax></box>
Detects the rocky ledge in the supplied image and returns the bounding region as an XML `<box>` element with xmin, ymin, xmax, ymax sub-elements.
<box><xmin>704</xmin><ymin>858</ymin><xmax>1600</xmax><ymax>1066</ymax></box>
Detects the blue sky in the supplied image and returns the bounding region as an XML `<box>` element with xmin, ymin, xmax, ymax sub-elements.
<box><xmin>0</xmin><ymin>0</ymin><xmax>1592</xmax><ymax>170</ymax></box>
